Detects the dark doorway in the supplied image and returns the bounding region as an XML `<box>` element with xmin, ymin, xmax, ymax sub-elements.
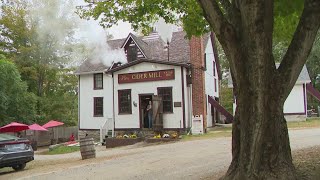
<box><xmin>139</xmin><ymin>94</ymin><xmax>153</xmax><ymax>128</ymax></box>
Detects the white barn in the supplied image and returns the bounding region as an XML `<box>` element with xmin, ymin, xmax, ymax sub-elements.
<box><xmin>76</xmin><ymin>30</ymin><xmax>229</xmax><ymax>139</ymax></box>
<box><xmin>228</xmin><ymin>65</ymin><xmax>312</xmax><ymax>121</ymax></box>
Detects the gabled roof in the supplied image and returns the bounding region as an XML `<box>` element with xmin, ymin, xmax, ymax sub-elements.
<box><xmin>107</xmin><ymin>59</ymin><xmax>190</xmax><ymax>73</ymax></box>
<box><xmin>121</xmin><ymin>33</ymin><xmax>148</xmax><ymax>58</ymax></box>
<box><xmin>228</xmin><ymin>64</ymin><xmax>311</xmax><ymax>88</ymax></box>
<box><xmin>287</xmin><ymin>64</ymin><xmax>311</xmax><ymax>83</ymax></box>
<box><xmin>76</xmin><ymin>31</ymin><xmax>219</xmax><ymax>75</ymax></box>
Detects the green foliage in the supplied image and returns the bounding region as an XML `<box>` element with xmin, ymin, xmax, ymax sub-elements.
<box><xmin>307</xmin><ymin>31</ymin><xmax>320</xmax><ymax>86</ymax></box>
<box><xmin>77</xmin><ymin>0</ymin><xmax>209</xmax><ymax>38</ymax></box>
<box><xmin>0</xmin><ymin>59</ymin><xmax>37</xmax><ymax>126</ymax></box>
<box><xmin>272</xmin><ymin>0</ymin><xmax>304</xmax><ymax>62</ymax></box>
<box><xmin>274</xmin><ymin>0</ymin><xmax>304</xmax><ymax>44</ymax></box>
<box><xmin>220</xmin><ymin>84</ymin><xmax>233</xmax><ymax>114</ymax></box>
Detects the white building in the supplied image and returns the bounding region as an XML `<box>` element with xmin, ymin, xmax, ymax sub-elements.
<box><xmin>228</xmin><ymin>65</ymin><xmax>312</xmax><ymax>121</ymax></box>
<box><xmin>76</xmin><ymin>31</ymin><xmax>228</xmax><ymax>138</ymax></box>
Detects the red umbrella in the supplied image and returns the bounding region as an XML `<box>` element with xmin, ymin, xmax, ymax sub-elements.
<box><xmin>42</xmin><ymin>120</ymin><xmax>64</xmax><ymax>129</ymax></box>
<box><xmin>28</xmin><ymin>123</ymin><xmax>48</xmax><ymax>131</ymax></box>
<box><xmin>0</xmin><ymin>122</ymin><xmax>29</xmax><ymax>133</ymax></box>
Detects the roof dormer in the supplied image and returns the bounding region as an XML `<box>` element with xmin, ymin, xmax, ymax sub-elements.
<box><xmin>121</xmin><ymin>33</ymin><xmax>148</xmax><ymax>62</ymax></box>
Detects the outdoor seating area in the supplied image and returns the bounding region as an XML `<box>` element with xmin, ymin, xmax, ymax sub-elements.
<box><xmin>0</xmin><ymin>120</ymin><xmax>64</xmax><ymax>133</ymax></box>
<box><xmin>0</xmin><ymin>120</ymin><xmax>75</xmax><ymax>150</ymax></box>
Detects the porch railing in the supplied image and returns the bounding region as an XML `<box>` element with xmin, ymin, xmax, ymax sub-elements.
<box><xmin>100</xmin><ymin>118</ymin><xmax>114</xmax><ymax>143</ymax></box>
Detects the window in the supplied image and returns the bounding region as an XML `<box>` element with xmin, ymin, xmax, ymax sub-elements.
<box><xmin>158</xmin><ymin>87</ymin><xmax>173</xmax><ymax>113</ymax></box>
<box><xmin>214</xmin><ymin>79</ymin><xmax>217</xmax><ymax>92</ymax></box>
<box><xmin>118</xmin><ymin>89</ymin><xmax>132</xmax><ymax>114</ymax></box>
<box><xmin>213</xmin><ymin>61</ymin><xmax>216</xmax><ymax>76</ymax></box>
<box><xmin>203</xmin><ymin>53</ymin><xmax>207</xmax><ymax>70</ymax></box>
<box><xmin>94</xmin><ymin>73</ymin><xmax>103</xmax><ymax>89</ymax></box>
<box><xmin>94</xmin><ymin>97</ymin><xmax>103</xmax><ymax>117</ymax></box>
<box><xmin>127</xmin><ymin>45</ymin><xmax>137</xmax><ymax>62</ymax></box>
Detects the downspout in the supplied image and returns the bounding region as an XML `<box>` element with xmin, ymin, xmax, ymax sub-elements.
<box><xmin>188</xmin><ymin>69</ymin><xmax>193</xmax><ymax>134</ymax></box>
<box><xmin>181</xmin><ymin>66</ymin><xmax>186</xmax><ymax>129</ymax></box>
<box><xmin>112</xmin><ymin>73</ymin><xmax>115</xmax><ymax>137</ymax></box>
<box><xmin>78</xmin><ymin>75</ymin><xmax>80</xmax><ymax>139</ymax></box>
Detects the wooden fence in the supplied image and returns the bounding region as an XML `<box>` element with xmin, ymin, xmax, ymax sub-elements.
<box><xmin>25</xmin><ymin>126</ymin><xmax>78</xmax><ymax>147</ymax></box>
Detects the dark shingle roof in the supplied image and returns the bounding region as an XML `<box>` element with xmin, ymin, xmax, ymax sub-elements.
<box><xmin>168</xmin><ymin>31</ymin><xmax>190</xmax><ymax>63</ymax></box>
<box><xmin>143</xmin><ymin>38</ymin><xmax>167</xmax><ymax>61</ymax></box>
<box><xmin>75</xmin><ymin>59</ymin><xmax>108</xmax><ymax>74</ymax></box>
<box><xmin>108</xmin><ymin>38</ymin><xmax>126</xmax><ymax>50</ymax></box>
<box><xmin>76</xmin><ymin>31</ymin><xmax>212</xmax><ymax>74</ymax></box>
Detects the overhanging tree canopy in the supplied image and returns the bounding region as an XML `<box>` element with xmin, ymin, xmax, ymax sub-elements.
<box><xmin>78</xmin><ymin>0</ymin><xmax>320</xmax><ymax>179</ymax></box>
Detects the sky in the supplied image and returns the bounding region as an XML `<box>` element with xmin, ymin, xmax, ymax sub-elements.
<box><xmin>75</xmin><ymin>0</ymin><xmax>178</xmax><ymax>41</ymax></box>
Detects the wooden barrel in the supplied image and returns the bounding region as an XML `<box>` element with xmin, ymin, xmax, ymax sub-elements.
<box><xmin>79</xmin><ymin>138</ymin><xmax>96</xmax><ymax>160</ymax></box>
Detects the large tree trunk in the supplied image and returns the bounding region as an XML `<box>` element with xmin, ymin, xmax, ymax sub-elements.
<box><xmin>225</xmin><ymin>74</ymin><xmax>296</xmax><ymax>179</ymax></box>
<box><xmin>197</xmin><ymin>0</ymin><xmax>320</xmax><ymax>179</ymax></box>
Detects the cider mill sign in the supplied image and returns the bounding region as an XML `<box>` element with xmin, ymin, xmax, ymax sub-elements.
<box><xmin>118</xmin><ymin>69</ymin><xmax>175</xmax><ymax>84</ymax></box>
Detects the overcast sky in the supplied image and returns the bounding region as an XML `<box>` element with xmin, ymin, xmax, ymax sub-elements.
<box><xmin>75</xmin><ymin>0</ymin><xmax>178</xmax><ymax>41</ymax></box>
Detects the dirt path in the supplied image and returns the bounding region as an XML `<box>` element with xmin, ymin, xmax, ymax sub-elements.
<box><xmin>1</xmin><ymin>128</ymin><xmax>320</xmax><ymax>180</ymax></box>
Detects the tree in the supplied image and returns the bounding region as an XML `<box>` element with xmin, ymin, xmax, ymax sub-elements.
<box><xmin>0</xmin><ymin>0</ymin><xmax>79</xmax><ymax>125</ymax></box>
<box><xmin>79</xmin><ymin>0</ymin><xmax>320</xmax><ymax>179</ymax></box>
<box><xmin>0</xmin><ymin>57</ymin><xmax>36</xmax><ymax>126</ymax></box>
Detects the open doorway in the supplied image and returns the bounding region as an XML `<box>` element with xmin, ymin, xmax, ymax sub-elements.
<box><xmin>139</xmin><ymin>94</ymin><xmax>153</xmax><ymax>128</ymax></box>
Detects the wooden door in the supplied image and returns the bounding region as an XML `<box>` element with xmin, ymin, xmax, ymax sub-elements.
<box><xmin>152</xmin><ymin>95</ymin><xmax>163</xmax><ymax>131</ymax></box>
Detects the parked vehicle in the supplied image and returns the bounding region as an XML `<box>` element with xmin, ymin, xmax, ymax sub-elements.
<box><xmin>0</xmin><ymin>134</ymin><xmax>34</xmax><ymax>171</ymax></box>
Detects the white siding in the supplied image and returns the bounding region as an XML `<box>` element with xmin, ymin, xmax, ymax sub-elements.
<box><xmin>284</xmin><ymin>84</ymin><xmax>306</xmax><ymax>114</ymax></box>
<box><xmin>232</xmin><ymin>84</ymin><xmax>306</xmax><ymax>117</ymax></box>
<box><xmin>204</xmin><ymin>37</ymin><xmax>219</xmax><ymax>127</ymax></box>
<box><xmin>113</xmin><ymin>62</ymin><xmax>189</xmax><ymax>129</ymax></box>
<box><xmin>79</xmin><ymin>74</ymin><xmax>113</xmax><ymax>129</ymax></box>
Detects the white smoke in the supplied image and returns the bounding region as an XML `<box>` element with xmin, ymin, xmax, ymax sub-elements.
<box><xmin>154</xmin><ymin>18</ymin><xmax>179</xmax><ymax>43</ymax></box>
<box><xmin>75</xmin><ymin>18</ymin><xmax>127</xmax><ymax>66</ymax></box>
<box><xmin>27</xmin><ymin>0</ymin><xmax>126</xmax><ymax>68</ymax></box>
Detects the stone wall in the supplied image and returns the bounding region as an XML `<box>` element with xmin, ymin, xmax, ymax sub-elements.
<box><xmin>78</xmin><ymin>129</ymin><xmax>100</xmax><ymax>141</ymax></box>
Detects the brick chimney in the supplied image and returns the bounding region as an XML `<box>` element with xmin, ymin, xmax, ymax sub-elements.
<box><xmin>189</xmin><ymin>36</ymin><xmax>207</xmax><ymax>132</ymax></box>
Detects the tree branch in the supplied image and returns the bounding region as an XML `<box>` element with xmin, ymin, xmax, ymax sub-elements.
<box><xmin>197</xmin><ymin>0</ymin><xmax>229</xmax><ymax>38</ymax></box>
<box><xmin>197</xmin><ymin>0</ymin><xmax>241</xmax><ymax>86</ymax></box>
<box><xmin>278</xmin><ymin>0</ymin><xmax>320</xmax><ymax>97</ymax></box>
<box><xmin>219</xmin><ymin>0</ymin><xmax>241</xmax><ymax>28</ymax></box>
<box><xmin>219</xmin><ymin>0</ymin><xmax>232</xmax><ymax>15</ymax></box>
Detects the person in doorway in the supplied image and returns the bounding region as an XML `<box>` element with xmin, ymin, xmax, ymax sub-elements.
<box><xmin>146</xmin><ymin>101</ymin><xmax>152</xmax><ymax>128</ymax></box>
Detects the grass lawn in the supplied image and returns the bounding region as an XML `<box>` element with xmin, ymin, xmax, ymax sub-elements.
<box><xmin>182</xmin><ymin>126</ymin><xmax>232</xmax><ymax>141</ymax></box>
<box><xmin>287</xmin><ymin>118</ymin><xmax>320</xmax><ymax>128</ymax></box>
<box><xmin>183</xmin><ymin>118</ymin><xmax>320</xmax><ymax>141</ymax></box>
<box><xmin>41</xmin><ymin>146</ymin><xmax>80</xmax><ymax>155</ymax></box>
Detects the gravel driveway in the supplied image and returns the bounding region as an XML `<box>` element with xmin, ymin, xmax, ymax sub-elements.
<box><xmin>1</xmin><ymin>128</ymin><xmax>320</xmax><ymax>180</ymax></box>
